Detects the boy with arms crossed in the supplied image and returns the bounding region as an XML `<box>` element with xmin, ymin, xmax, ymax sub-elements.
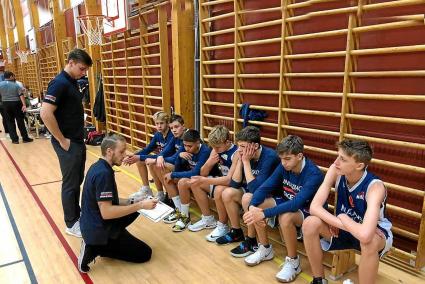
<box><xmin>243</xmin><ymin>135</ymin><xmax>323</xmax><ymax>282</ymax></box>
<box><xmin>302</xmin><ymin>139</ymin><xmax>392</xmax><ymax>284</ymax></box>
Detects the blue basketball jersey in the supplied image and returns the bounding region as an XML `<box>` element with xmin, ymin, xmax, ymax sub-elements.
<box><xmin>335</xmin><ymin>170</ymin><xmax>392</xmax><ymax>235</ymax></box>
<box><xmin>217</xmin><ymin>144</ymin><xmax>237</xmax><ymax>176</ymax></box>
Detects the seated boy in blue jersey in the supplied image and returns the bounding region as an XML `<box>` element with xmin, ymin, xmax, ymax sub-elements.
<box><xmin>123</xmin><ymin>111</ymin><xmax>173</xmax><ymax>201</ymax></box>
<box><xmin>187</xmin><ymin>125</ymin><xmax>239</xmax><ymax>240</ymax></box>
<box><xmin>151</xmin><ymin>114</ymin><xmax>186</xmax><ymax>189</ymax></box>
<box><xmin>162</xmin><ymin>129</ymin><xmax>211</xmax><ymax>232</ymax></box>
<box><xmin>302</xmin><ymin>139</ymin><xmax>393</xmax><ymax>284</ymax></box>
<box><xmin>242</xmin><ymin>135</ymin><xmax>323</xmax><ymax>281</ymax></box>
<box><xmin>78</xmin><ymin>134</ymin><xmax>158</xmax><ymax>273</ymax></box>
<box><xmin>216</xmin><ymin>126</ymin><xmax>280</xmax><ymax>252</ymax></box>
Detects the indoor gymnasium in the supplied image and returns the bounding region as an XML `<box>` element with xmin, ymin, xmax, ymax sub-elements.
<box><xmin>0</xmin><ymin>0</ymin><xmax>424</xmax><ymax>283</ymax></box>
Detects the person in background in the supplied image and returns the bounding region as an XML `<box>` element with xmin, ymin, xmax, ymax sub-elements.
<box><xmin>0</xmin><ymin>71</ymin><xmax>32</xmax><ymax>143</ymax></box>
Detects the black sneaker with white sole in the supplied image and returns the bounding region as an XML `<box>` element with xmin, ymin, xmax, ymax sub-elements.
<box><xmin>230</xmin><ymin>237</ymin><xmax>257</xmax><ymax>258</ymax></box>
<box><xmin>215</xmin><ymin>228</ymin><xmax>244</xmax><ymax>245</ymax></box>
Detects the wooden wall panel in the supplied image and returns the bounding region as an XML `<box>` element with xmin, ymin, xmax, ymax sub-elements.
<box><xmin>101</xmin><ymin>2</ymin><xmax>173</xmax><ymax>152</ymax></box>
<box><xmin>200</xmin><ymin>0</ymin><xmax>425</xmax><ymax>270</ymax></box>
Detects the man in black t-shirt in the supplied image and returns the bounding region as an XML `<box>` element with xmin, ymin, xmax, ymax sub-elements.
<box><xmin>78</xmin><ymin>134</ymin><xmax>157</xmax><ymax>273</ymax></box>
<box><xmin>41</xmin><ymin>49</ymin><xmax>92</xmax><ymax>237</ymax></box>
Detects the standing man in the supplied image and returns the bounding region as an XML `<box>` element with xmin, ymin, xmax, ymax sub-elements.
<box><xmin>0</xmin><ymin>71</ymin><xmax>32</xmax><ymax>143</ymax></box>
<box><xmin>0</xmin><ymin>70</ymin><xmax>7</xmax><ymax>134</ymax></box>
<box><xmin>41</xmin><ymin>48</ymin><xmax>93</xmax><ymax>237</ymax></box>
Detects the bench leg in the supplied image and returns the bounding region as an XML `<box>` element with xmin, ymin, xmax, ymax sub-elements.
<box><xmin>329</xmin><ymin>250</ymin><xmax>357</xmax><ymax>280</ymax></box>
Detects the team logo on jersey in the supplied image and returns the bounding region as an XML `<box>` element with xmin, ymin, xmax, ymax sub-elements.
<box><xmin>157</xmin><ymin>142</ymin><xmax>166</xmax><ymax>153</ymax></box>
<box><xmin>340</xmin><ymin>204</ymin><xmax>363</xmax><ymax>223</ymax></box>
<box><xmin>283</xmin><ymin>186</ymin><xmax>296</xmax><ymax>195</ymax></box>
<box><xmin>251</xmin><ymin>169</ymin><xmax>260</xmax><ymax>175</ymax></box>
<box><xmin>221</xmin><ymin>153</ymin><xmax>228</xmax><ymax>161</ymax></box>
<box><xmin>349</xmin><ymin>195</ymin><xmax>355</xmax><ymax>208</ymax></box>
<box><xmin>188</xmin><ymin>160</ymin><xmax>196</xmax><ymax>169</ymax></box>
<box><xmin>100</xmin><ymin>192</ymin><xmax>113</xmax><ymax>199</ymax></box>
<box><xmin>356</xmin><ymin>191</ymin><xmax>365</xmax><ymax>200</ymax></box>
<box><xmin>283</xmin><ymin>186</ymin><xmax>295</xmax><ymax>200</ymax></box>
<box><xmin>45</xmin><ymin>95</ymin><xmax>56</xmax><ymax>102</ymax></box>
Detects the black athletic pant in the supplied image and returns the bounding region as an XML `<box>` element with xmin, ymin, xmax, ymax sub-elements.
<box><xmin>90</xmin><ymin>213</ymin><xmax>152</xmax><ymax>263</ymax></box>
<box><xmin>0</xmin><ymin>105</ymin><xmax>8</xmax><ymax>133</ymax></box>
<box><xmin>3</xmin><ymin>101</ymin><xmax>29</xmax><ymax>142</ymax></box>
<box><xmin>52</xmin><ymin>139</ymin><xmax>86</xmax><ymax>228</ymax></box>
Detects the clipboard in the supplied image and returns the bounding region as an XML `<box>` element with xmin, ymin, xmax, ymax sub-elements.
<box><xmin>138</xmin><ymin>201</ymin><xmax>174</xmax><ymax>223</ymax></box>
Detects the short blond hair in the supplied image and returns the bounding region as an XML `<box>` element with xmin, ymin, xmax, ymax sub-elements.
<box><xmin>208</xmin><ymin>125</ymin><xmax>230</xmax><ymax>146</ymax></box>
<box><xmin>153</xmin><ymin>111</ymin><xmax>169</xmax><ymax>123</ymax></box>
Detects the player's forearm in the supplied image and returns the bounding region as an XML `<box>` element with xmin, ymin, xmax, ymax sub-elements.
<box><xmin>207</xmin><ymin>175</ymin><xmax>231</xmax><ymax>186</ymax></box>
<box><xmin>338</xmin><ymin>214</ymin><xmax>375</xmax><ymax>243</ymax></box>
<box><xmin>200</xmin><ymin>161</ymin><xmax>215</xmax><ymax>176</ymax></box>
<box><xmin>40</xmin><ymin>111</ymin><xmax>65</xmax><ymax>142</ymax></box>
<box><xmin>101</xmin><ymin>204</ymin><xmax>140</xmax><ymax>219</ymax></box>
<box><xmin>232</xmin><ymin>160</ymin><xmax>243</xmax><ymax>182</ymax></box>
<box><xmin>312</xmin><ymin>206</ymin><xmax>345</xmax><ymax>229</ymax></box>
<box><xmin>243</xmin><ymin>161</ymin><xmax>255</xmax><ymax>183</ymax></box>
<box><xmin>20</xmin><ymin>96</ymin><xmax>25</xmax><ymax>107</ymax></box>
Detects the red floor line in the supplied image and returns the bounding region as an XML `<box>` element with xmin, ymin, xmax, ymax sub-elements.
<box><xmin>0</xmin><ymin>141</ymin><xmax>93</xmax><ymax>284</ymax></box>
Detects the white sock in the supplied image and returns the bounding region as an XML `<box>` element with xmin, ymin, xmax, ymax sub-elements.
<box><xmin>156</xmin><ymin>191</ymin><xmax>165</xmax><ymax>198</ymax></box>
<box><xmin>217</xmin><ymin>221</ymin><xmax>227</xmax><ymax>228</ymax></box>
<box><xmin>141</xmin><ymin>185</ymin><xmax>151</xmax><ymax>190</ymax></box>
<box><xmin>203</xmin><ymin>215</ymin><xmax>214</xmax><ymax>221</ymax></box>
<box><xmin>172</xmin><ymin>196</ymin><xmax>181</xmax><ymax>211</ymax></box>
<box><xmin>181</xmin><ymin>203</ymin><xmax>190</xmax><ymax>217</ymax></box>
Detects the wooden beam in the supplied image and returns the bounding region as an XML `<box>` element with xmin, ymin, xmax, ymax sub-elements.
<box><xmin>233</xmin><ymin>0</ymin><xmax>244</xmax><ymax>135</ymax></box>
<box><xmin>5</xmin><ymin>5</ymin><xmax>16</xmax><ymax>72</ymax></box>
<box><xmin>171</xmin><ymin>0</ymin><xmax>194</xmax><ymax>128</ymax></box>
<box><xmin>416</xmin><ymin>197</ymin><xmax>425</xmax><ymax>269</ymax></box>
<box><xmin>12</xmin><ymin>0</ymin><xmax>26</xmax><ymax>51</ymax></box>
<box><xmin>277</xmin><ymin>0</ymin><xmax>293</xmax><ymax>141</ymax></box>
<box><xmin>158</xmin><ymin>5</ymin><xmax>171</xmax><ymax>115</ymax></box>
<box><xmin>0</xmin><ymin>5</ymin><xmax>8</xmax><ymax>54</ymax></box>
<box><xmin>84</xmin><ymin>0</ymin><xmax>103</xmax><ymax>130</ymax></box>
<box><xmin>29</xmin><ymin>0</ymin><xmax>42</xmax><ymax>50</ymax></box>
<box><xmin>51</xmin><ymin>0</ymin><xmax>67</xmax><ymax>71</ymax></box>
<box><xmin>63</xmin><ymin>0</ymin><xmax>71</xmax><ymax>10</ymax></box>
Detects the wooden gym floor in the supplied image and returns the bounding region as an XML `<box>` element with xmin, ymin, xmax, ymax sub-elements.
<box><xmin>0</xmin><ymin>126</ymin><xmax>422</xmax><ymax>283</ymax></box>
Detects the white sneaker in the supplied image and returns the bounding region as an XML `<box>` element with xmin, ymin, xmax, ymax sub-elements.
<box><xmin>244</xmin><ymin>244</ymin><xmax>274</xmax><ymax>266</ymax></box>
<box><xmin>188</xmin><ymin>215</ymin><xmax>216</xmax><ymax>232</ymax></box>
<box><xmin>205</xmin><ymin>222</ymin><xmax>229</xmax><ymax>242</ymax></box>
<box><xmin>275</xmin><ymin>256</ymin><xmax>301</xmax><ymax>282</ymax></box>
<box><xmin>129</xmin><ymin>186</ymin><xmax>153</xmax><ymax>200</ymax></box>
<box><xmin>66</xmin><ymin>220</ymin><xmax>82</xmax><ymax>238</ymax></box>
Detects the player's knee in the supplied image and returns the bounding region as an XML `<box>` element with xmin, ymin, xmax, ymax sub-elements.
<box><xmin>221</xmin><ymin>187</ymin><xmax>234</xmax><ymax>203</ymax></box>
<box><xmin>302</xmin><ymin>216</ymin><xmax>321</xmax><ymax>237</ymax></box>
<box><xmin>177</xmin><ymin>178</ymin><xmax>191</xmax><ymax>189</ymax></box>
<box><xmin>278</xmin><ymin>213</ymin><xmax>293</xmax><ymax>227</ymax></box>
<box><xmin>360</xmin><ymin>234</ymin><xmax>382</xmax><ymax>255</ymax></box>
